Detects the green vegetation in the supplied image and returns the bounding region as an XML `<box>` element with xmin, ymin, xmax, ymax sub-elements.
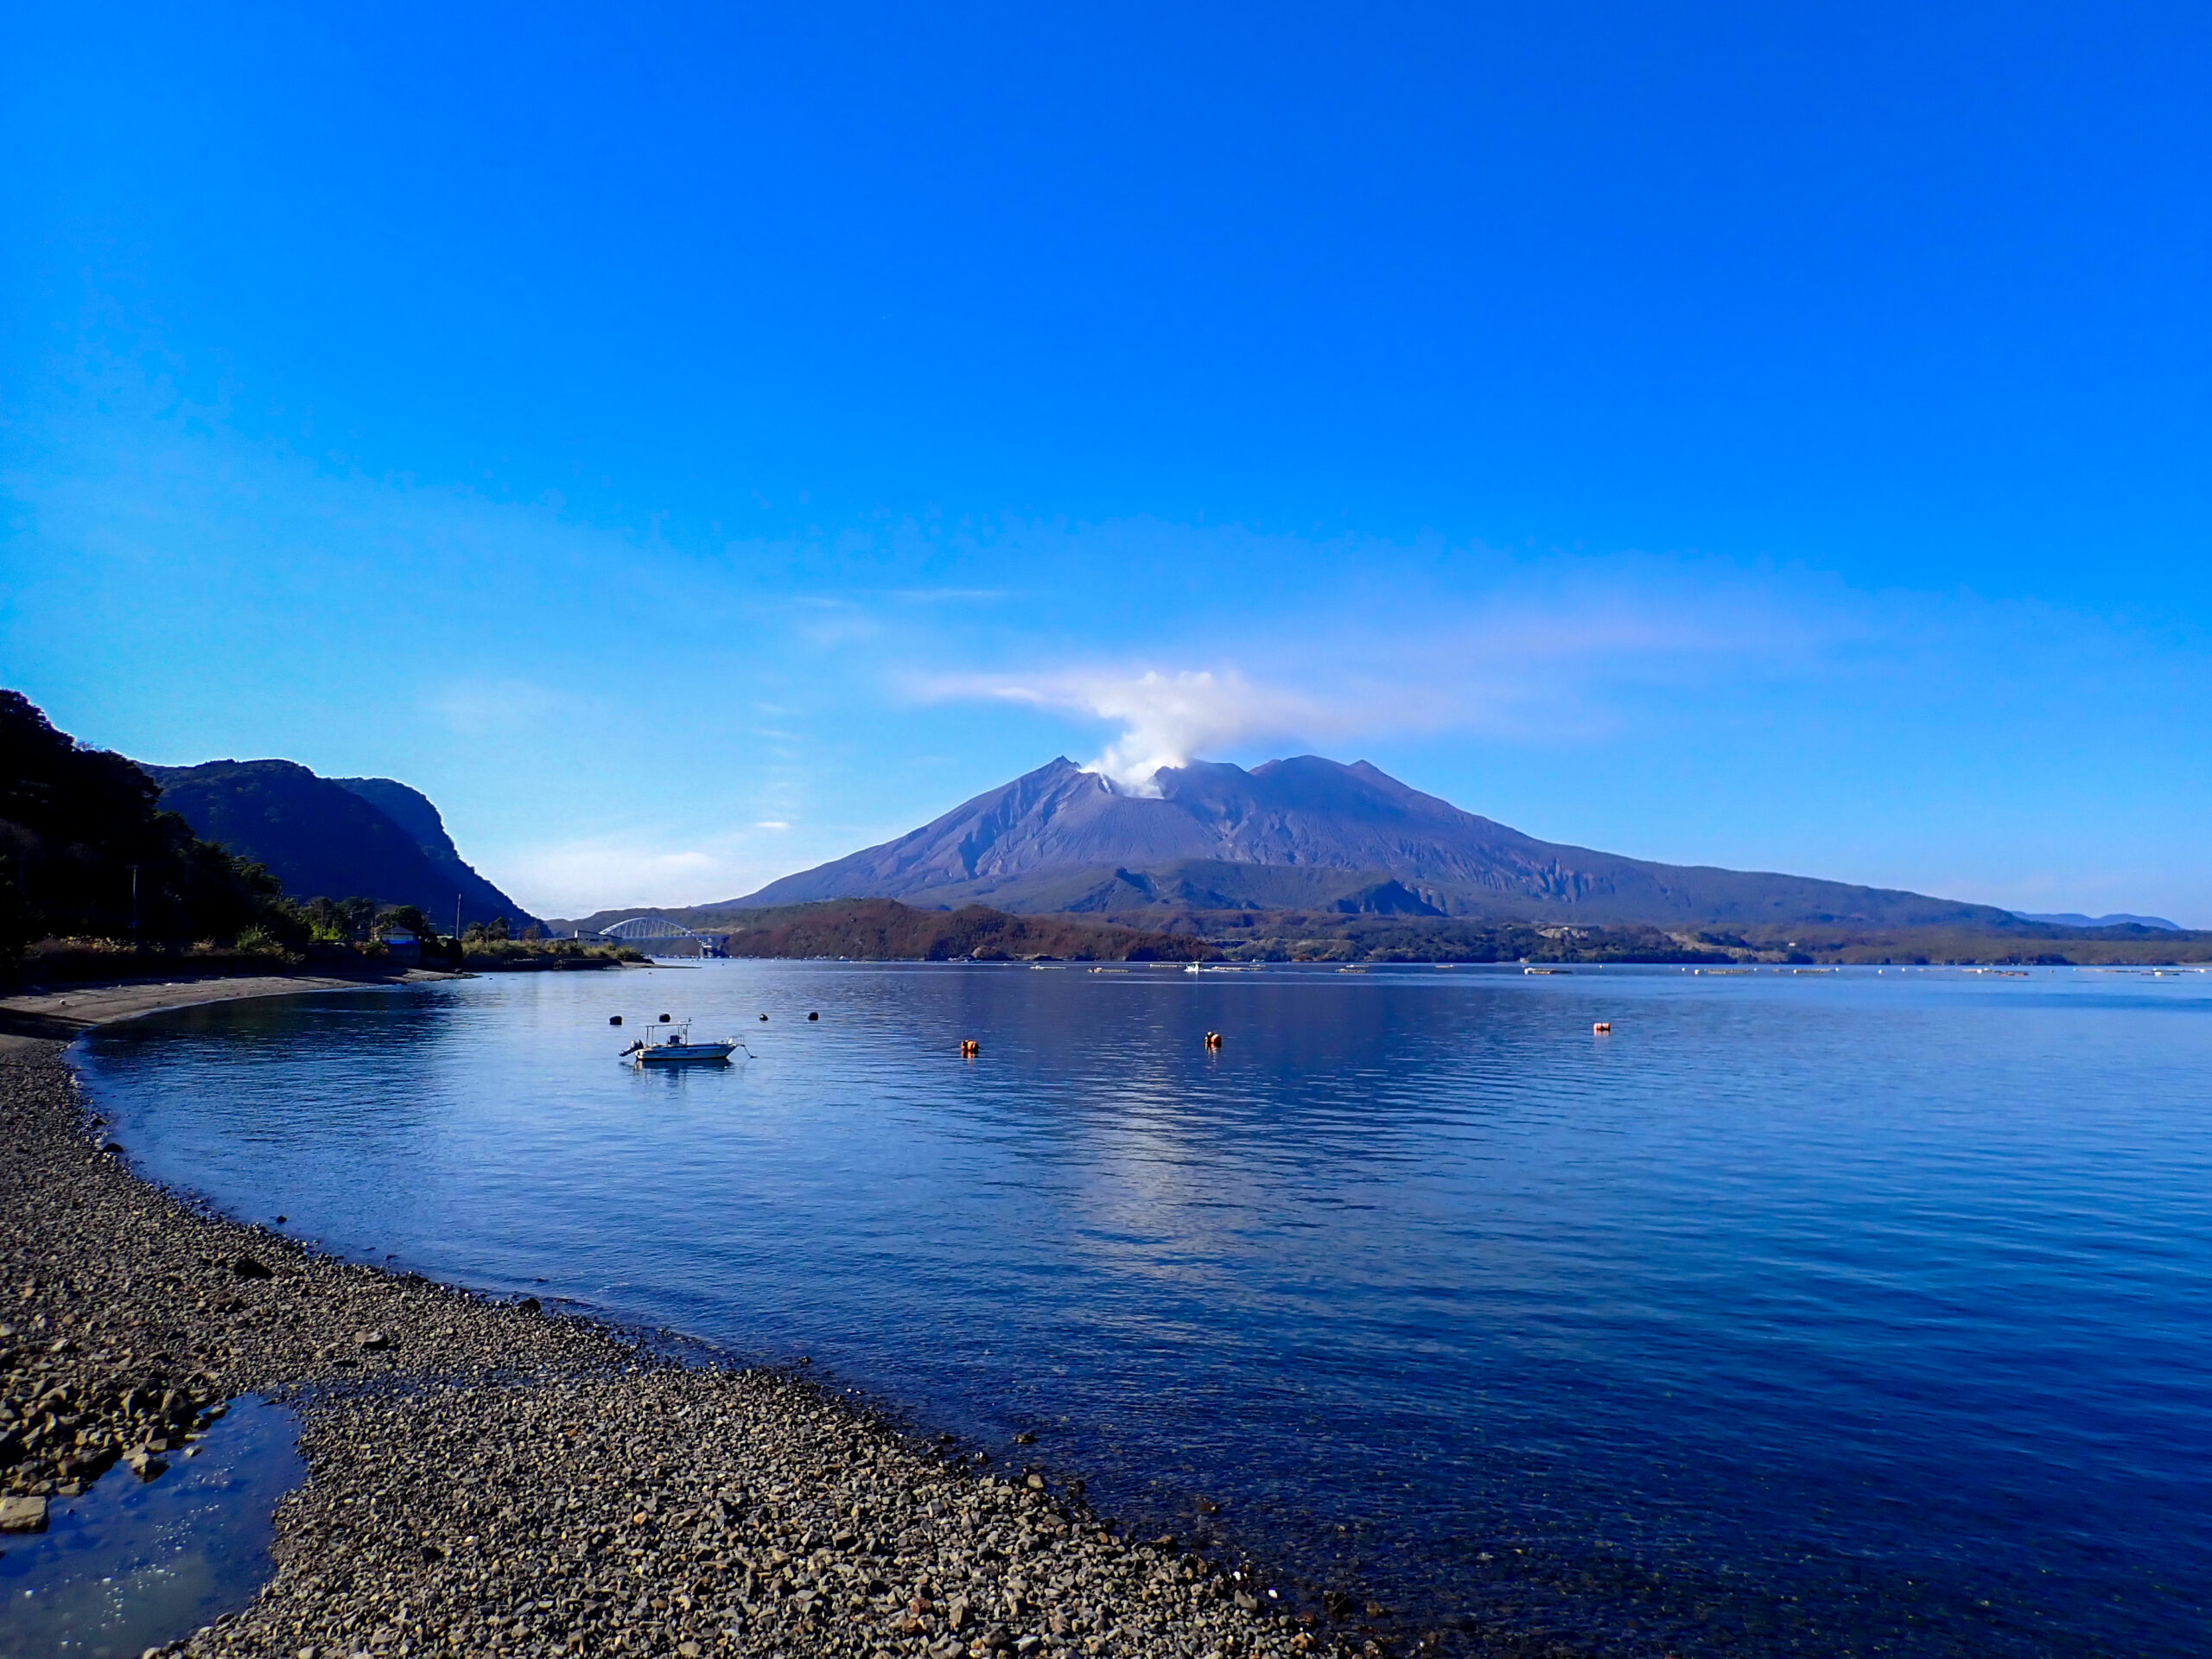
<box><xmin>460</xmin><ymin>937</ymin><xmax>643</xmax><ymax>969</ymax></box>
<box><xmin>563</xmin><ymin>897</ymin><xmax>2211</xmax><ymax>967</ymax></box>
<box><xmin>1698</xmin><ymin>923</ymin><xmax>2212</xmax><ymax>966</ymax></box>
<box><xmin>0</xmin><ymin>690</ymin><xmax>302</xmax><ymax>971</ymax></box>
<box><xmin>1189</xmin><ymin>915</ymin><xmax>1734</xmax><ymax>964</ymax></box>
<box><xmin>1053</xmin><ymin>907</ymin><xmax>2212</xmax><ymax>965</ymax></box>
<box><xmin>711</xmin><ymin>899</ymin><xmax>1213</xmax><ymax>962</ymax></box>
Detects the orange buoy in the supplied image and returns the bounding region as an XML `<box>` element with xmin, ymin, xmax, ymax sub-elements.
<box><xmin>1592</xmin><ymin>1021</ymin><xmax>1612</xmax><ymax>1034</ymax></box>
<box><xmin>1203</xmin><ymin>1030</ymin><xmax>1224</xmax><ymax>1049</ymax></box>
<box><xmin>960</xmin><ymin>1038</ymin><xmax>981</xmax><ymax>1057</ymax></box>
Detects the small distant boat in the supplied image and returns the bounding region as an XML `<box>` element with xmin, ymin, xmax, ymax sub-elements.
<box><xmin>619</xmin><ymin>1022</ymin><xmax>745</xmax><ymax>1066</ymax></box>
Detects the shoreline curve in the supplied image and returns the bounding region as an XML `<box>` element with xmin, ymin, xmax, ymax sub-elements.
<box><xmin>2</xmin><ymin>975</ymin><xmax>1331</xmax><ymax>1659</ymax></box>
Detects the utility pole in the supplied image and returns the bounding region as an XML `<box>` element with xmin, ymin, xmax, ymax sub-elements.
<box><xmin>130</xmin><ymin>864</ymin><xmax>139</xmax><ymax>945</ymax></box>
<box><xmin>454</xmin><ymin>892</ymin><xmax>462</xmax><ymax>940</ymax></box>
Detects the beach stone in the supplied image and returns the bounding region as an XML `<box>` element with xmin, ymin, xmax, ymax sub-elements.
<box><xmin>0</xmin><ymin>1494</ymin><xmax>48</xmax><ymax>1531</ymax></box>
<box><xmin>231</xmin><ymin>1255</ymin><xmax>275</xmax><ymax>1280</ymax></box>
<box><xmin>353</xmin><ymin>1331</ymin><xmax>390</xmax><ymax>1351</ymax></box>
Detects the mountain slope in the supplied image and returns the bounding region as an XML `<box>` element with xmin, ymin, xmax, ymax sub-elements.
<box><xmin>333</xmin><ymin>776</ymin><xmax>521</xmax><ymax>929</ymax></box>
<box><xmin>144</xmin><ymin>760</ymin><xmax>534</xmax><ymax>927</ymax></box>
<box><xmin>2014</xmin><ymin>910</ymin><xmax>2181</xmax><ymax>931</ymax></box>
<box><xmin>0</xmin><ymin>690</ymin><xmax>291</xmax><ymax>950</ymax></box>
<box><xmin>729</xmin><ymin>755</ymin><xmax>2029</xmax><ymax>930</ymax></box>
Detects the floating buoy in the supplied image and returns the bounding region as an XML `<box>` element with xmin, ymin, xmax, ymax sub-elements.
<box><xmin>960</xmin><ymin>1038</ymin><xmax>981</xmax><ymax>1057</ymax></box>
<box><xmin>659</xmin><ymin>1014</ymin><xmax>671</xmax><ymax>1023</ymax></box>
<box><xmin>1203</xmin><ymin>1030</ymin><xmax>1224</xmax><ymax>1049</ymax></box>
<box><xmin>759</xmin><ymin>1013</ymin><xmax>768</xmax><ymax>1021</ymax></box>
<box><xmin>609</xmin><ymin>1015</ymin><xmax>622</xmax><ymax>1026</ymax></box>
<box><xmin>808</xmin><ymin>1011</ymin><xmax>819</xmax><ymax>1021</ymax></box>
<box><xmin>1592</xmin><ymin>1021</ymin><xmax>1612</xmax><ymax>1034</ymax></box>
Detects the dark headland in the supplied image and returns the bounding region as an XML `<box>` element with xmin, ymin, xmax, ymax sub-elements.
<box><xmin>1</xmin><ymin>981</ymin><xmax>1311</xmax><ymax>1659</ymax></box>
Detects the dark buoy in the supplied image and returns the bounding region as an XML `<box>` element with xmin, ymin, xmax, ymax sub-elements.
<box><xmin>760</xmin><ymin>1013</ymin><xmax>768</xmax><ymax>1021</ymax></box>
<box><xmin>808</xmin><ymin>1011</ymin><xmax>819</xmax><ymax>1021</ymax></box>
<box><xmin>609</xmin><ymin>1015</ymin><xmax>623</xmax><ymax>1026</ymax></box>
<box><xmin>659</xmin><ymin>1014</ymin><xmax>671</xmax><ymax>1023</ymax></box>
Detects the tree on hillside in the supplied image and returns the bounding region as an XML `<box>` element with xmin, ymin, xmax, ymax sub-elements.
<box><xmin>0</xmin><ymin>689</ymin><xmax>301</xmax><ymax>963</ymax></box>
<box><xmin>375</xmin><ymin>904</ymin><xmax>433</xmax><ymax>938</ymax></box>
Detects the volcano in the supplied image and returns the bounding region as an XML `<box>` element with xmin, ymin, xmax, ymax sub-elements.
<box><xmin>726</xmin><ymin>756</ymin><xmax>2018</xmax><ymax>929</ymax></box>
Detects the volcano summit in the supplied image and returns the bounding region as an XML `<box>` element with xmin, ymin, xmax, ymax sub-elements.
<box><xmin>727</xmin><ymin>756</ymin><xmax>2019</xmax><ymax>930</ymax></box>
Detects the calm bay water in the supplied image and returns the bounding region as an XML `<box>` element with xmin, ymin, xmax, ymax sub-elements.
<box><xmin>77</xmin><ymin>963</ymin><xmax>2212</xmax><ymax>1656</ymax></box>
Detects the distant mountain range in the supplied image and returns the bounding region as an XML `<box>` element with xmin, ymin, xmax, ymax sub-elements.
<box><xmin>722</xmin><ymin>755</ymin><xmax>2062</xmax><ymax>931</ymax></box>
<box><xmin>2012</xmin><ymin>911</ymin><xmax>2182</xmax><ymax>931</ymax></box>
<box><xmin>143</xmin><ymin>760</ymin><xmax>533</xmax><ymax>928</ymax></box>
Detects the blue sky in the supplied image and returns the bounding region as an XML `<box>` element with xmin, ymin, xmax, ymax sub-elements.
<box><xmin>4</xmin><ymin>3</ymin><xmax>2209</xmax><ymax>922</ymax></box>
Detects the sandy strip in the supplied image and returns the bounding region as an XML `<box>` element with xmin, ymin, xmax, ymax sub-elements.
<box><xmin>0</xmin><ymin>976</ymin><xmax>1337</xmax><ymax>1659</ymax></box>
<box><xmin>0</xmin><ymin>969</ymin><xmax>460</xmax><ymax>1039</ymax></box>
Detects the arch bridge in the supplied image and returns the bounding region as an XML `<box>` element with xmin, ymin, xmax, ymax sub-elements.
<box><xmin>595</xmin><ymin>917</ymin><xmax>728</xmax><ymax>956</ymax></box>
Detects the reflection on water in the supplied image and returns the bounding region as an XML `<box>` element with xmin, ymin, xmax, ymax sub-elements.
<box><xmin>0</xmin><ymin>1396</ymin><xmax>302</xmax><ymax>1656</ymax></box>
<box><xmin>79</xmin><ymin>963</ymin><xmax>2212</xmax><ymax>1656</ymax></box>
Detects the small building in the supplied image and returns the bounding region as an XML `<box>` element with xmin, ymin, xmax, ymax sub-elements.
<box><xmin>374</xmin><ymin>927</ymin><xmax>423</xmax><ymax>965</ymax></box>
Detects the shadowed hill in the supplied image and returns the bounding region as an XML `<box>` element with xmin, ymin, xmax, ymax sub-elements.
<box><xmin>0</xmin><ymin>690</ymin><xmax>293</xmax><ymax>957</ymax></box>
<box><xmin>144</xmin><ymin>760</ymin><xmax>535</xmax><ymax>928</ymax></box>
<box><xmin>332</xmin><ymin>775</ymin><xmax>522</xmax><ymax>930</ymax></box>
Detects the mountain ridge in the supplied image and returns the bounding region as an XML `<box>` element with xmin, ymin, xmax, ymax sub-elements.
<box><xmin>332</xmin><ymin>775</ymin><xmax>522</xmax><ymax>928</ymax></box>
<box><xmin>143</xmin><ymin>760</ymin><xmax>535</xmax><ymax>928</ymax></box>
<box><xmin>2012</xmin><ymin>910</ymin><xmax>2181</xmax><ymax>931</ymax></box>
<box><xmin>723</xmin><ymin>755</ymin><xmax>2037</xmax><ymax>931</ymax></box>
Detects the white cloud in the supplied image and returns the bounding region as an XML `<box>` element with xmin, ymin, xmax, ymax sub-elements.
<box><xmin>914</xmin><ymin>586</ymin><xmax>1821</xmax><ymax>789</ymax></box>
<box><xmin>978</xmin><ymin>670</ymin><xmax>1340</xmax><ymax>791</ymax></box>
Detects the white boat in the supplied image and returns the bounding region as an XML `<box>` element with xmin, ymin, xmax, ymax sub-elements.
<box><xmin>619</xmin><ymin>1021</ymin><xmax>744</xmax><ymax>1066</ymax></box>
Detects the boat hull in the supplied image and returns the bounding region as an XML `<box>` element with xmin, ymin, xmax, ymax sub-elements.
<box><xmin>636</xmin><ymin>1043</ymin><xmax>737</xmax><ymax>1065</ymax></box>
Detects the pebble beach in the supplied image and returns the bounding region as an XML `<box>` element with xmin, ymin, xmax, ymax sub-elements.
<box><xmin>0</xmin><ymin>982</ymin><xmax>1330</xmax><ymax>1659</ymax></box>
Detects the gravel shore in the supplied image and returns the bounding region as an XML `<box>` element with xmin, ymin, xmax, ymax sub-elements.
<box><xmin>0</xmin><ymin>986</ymin><xmax>1329</xmax><ymax>1659</ymax></box>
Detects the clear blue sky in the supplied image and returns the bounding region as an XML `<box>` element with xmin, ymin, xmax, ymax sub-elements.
<box><xmin>4</xmin><ymin>3</ymin><xmax>2209</xmax><ymax>921</ymax></box>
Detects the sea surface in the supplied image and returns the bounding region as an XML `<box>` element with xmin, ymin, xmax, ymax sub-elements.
<box><xmin>76</xmin><ymin>962</ymin><xmax>2212</xmax><ymax>1656</ymax></box>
